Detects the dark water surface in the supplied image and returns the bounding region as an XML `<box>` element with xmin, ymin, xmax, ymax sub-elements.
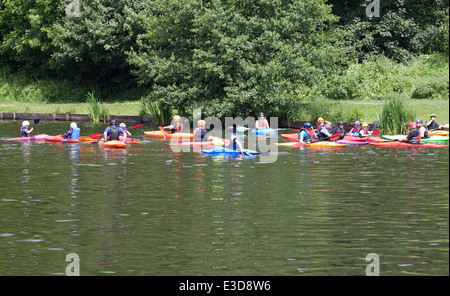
<box><xmin>0</xmin><ymin>121</ymin><xmax>448</xmax><ymax>275</ymax></box>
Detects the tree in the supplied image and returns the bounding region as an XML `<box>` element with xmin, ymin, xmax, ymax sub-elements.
<box><xmin>129</xmin><ymin>0</ymin><xmax>355</xmax><ymax>119</ymax></box>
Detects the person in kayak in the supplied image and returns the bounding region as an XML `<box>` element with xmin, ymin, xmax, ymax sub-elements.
<box><xmin>103</xmin><ymin>120</ymin><xmax>127</xmax><ymax>142</ymax></box>
<box><xmin>427</xmin><ymin>114</ymin><xmax>442</xmax><ymax>130</ymax></box>
<box><xmin>119</xmin><ymin>123</ymin><xmax>132</xmax><ymax>137</ymax></box>
<box><xmin>331</xmin><ymin>121</ymin><xmax>345</xmax><ymax>140</ymax></box>
<box><xmin>255</xmin><ymin>113</ymin><xmax>270</xmax><ymax>129</ymax></box>
<box><xmin>62</xmin><ymin>122</ymin><xmax>81</xmax><ymax>140</ymax></box>
<box><xmin>193</xmin><ymin>120</ymin><xmax>211</xmax><ymax>142</ymax></box>
<box><xmin>348</xmin><ymin>121</ymin><xmax>362</xmax><ymax>136</ymax></box>
<box><xmin>163</xmin><ymin>115</ymin><xmax>183</xmax><ymax>133</ymax></box>
<box><xmin>415</xmin><ymin>119</ymin><xmax>429</xmax><ymax>139</ymax></box>
<box><xmin>298</xmin><ymin>122</ymin><xmax>317</xmax><ymax>144</ymax></box>
<box><xmin>20</xmin><ymin>121</ymin><xmax>33</xmax><ymax>138</ymax></box>
<box><xmin>227</xmin><ymin>126</ymin><xmax>245</xmax><ymax>155</ymax></box>
<box><xmin>315</xmin><ymin>117</ymin><xmax>324</xmax><ymax>133</ymax></box>
<box><xmin>359</xmin><ymin>122</ymin><xmax>372</xmax><ymax>137</ymax></box>
<box><xmin>317</xmin><ymin>121</ymin><xmax>332</xmax><ymax>141</ymax></box>
<box><xmin>401</xmin><ymin>122</ymin><xmax>421</xmax><ymax>144</ymax></box>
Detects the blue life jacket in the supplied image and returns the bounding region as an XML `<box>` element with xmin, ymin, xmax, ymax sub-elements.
<box><xmin>70</xmin><ymin>127</ymin><xmax>81</xmax><ymax>139</ymax></box>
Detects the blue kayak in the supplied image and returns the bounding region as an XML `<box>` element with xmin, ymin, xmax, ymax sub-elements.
<box><xmin>201</xmin><ymin>146</ymin><xmax>261</xmax><ymax>155</ymax></box>
<box><xmin>251</xmin><ymin>128</ymin><xmax>277</xmax><ymax>137</ymax></box>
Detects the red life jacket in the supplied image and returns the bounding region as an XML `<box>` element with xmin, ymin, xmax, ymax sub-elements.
<box><xmin>255</xmin><ymin>119</ymin><xmax>269</xmax><ymax>129</ymax></box>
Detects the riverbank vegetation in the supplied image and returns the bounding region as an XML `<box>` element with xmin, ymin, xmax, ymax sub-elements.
<box><xmin>0</xmin><ymin>0</ymin><xmax>448</xmax><ymax>124</ymax></box>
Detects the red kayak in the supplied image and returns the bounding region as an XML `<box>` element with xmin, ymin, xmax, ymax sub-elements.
<box><xmin>367</xmin><ymin>136</ymin><xmax>389</xmax><ymax>142</ymax></box>
<box><xmin>370</xmin><ymin>142</ymin><xmax>449</xmax><ymax>148</ymax></box>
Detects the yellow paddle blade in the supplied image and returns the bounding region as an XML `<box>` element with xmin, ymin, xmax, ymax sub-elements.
<box><xmin>211</xmin><ymin>137</ymin><xmax>224</xmax><ymax>146</ymax></box>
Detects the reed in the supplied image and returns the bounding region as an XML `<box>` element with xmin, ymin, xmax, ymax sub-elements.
<box><xmin>140</xmin><ymin>99</ymin><xmax>173</xmax><ymax>126</ymax></box>
<box><xmin>85</xmin><ymin>91</ymin><xmax>108</xmax><ymax>122</ymax></box>
<box><xmin>380</xmin><ymin>96</ymin><xmax>415</xmax><ymax>134</ymax></box>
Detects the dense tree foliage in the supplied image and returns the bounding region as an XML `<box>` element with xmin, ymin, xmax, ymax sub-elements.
<box><xmin>0</xmin><ymin>0</ymin><xmax>448</xmax><ymax>118</ymax></box>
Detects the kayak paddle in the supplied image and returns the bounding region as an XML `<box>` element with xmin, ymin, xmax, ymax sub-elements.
<box><xmin>292</xmin><ymin>132</ymin><xmax>341</xmax><ymax>148</ymax></box>
<box><xmin>130</xmin><ymin>124</ymin><xmax>144</xmax><ymax>129</ymax></box>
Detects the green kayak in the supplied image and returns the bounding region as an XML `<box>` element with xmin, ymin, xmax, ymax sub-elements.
<box><xmin>382</xmin><ymin>135</ymin><xmax>449</xmax><ymax>142</ymax></box>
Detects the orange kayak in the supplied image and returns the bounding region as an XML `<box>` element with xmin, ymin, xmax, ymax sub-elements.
<box><xmin>99</xmin><ymin>140</ymin><xmax>126</xmax><ymax>149</ymax></box>
<box><xmin>144</xmin><ymin>131</ymin><xmax>193</xmax><ymax>140</ymax></box>
<box><xmin>45</xmin><ymin>135</ymin><xmax>80</xmax><ymax>143</ymax></box>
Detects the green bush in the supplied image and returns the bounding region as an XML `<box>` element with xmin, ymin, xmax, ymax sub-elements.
<box><xmin>380</xmin><ymin>96</ymin><xmax>415</xmax><ymax>134</ymax></box>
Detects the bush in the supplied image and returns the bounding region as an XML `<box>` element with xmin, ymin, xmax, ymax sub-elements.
<box><xmin>380</xmin><ymin>96</ymin><xmax>415</xmax><ymax>134</ymax></box>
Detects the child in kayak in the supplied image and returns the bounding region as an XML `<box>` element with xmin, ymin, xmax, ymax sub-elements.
<box><xmin>331</xmin><ymin>121</ymin><xmax>345</xmax><ymax>140</ymax></box>
<box><xmin>103</xmin><ymin>120</ymin><xmax>127</xmax><ymax>142</ymax></box>
<box><xmin>427</xmin><ymin>114</ymin><xmax>442</xmax><ymax>131</ymax></box>
<box><xmin>415</xmin><ymin>119</ymin><xmax>429</xmax><ymax>139</ymax></box>
<box><xmin>298</xmin><ymin>122</ymin><xmax>317</xmax><ymax>144</ymax></box>
<box><xmin>359</xmin><ymin>122</ymin><xmax>372</xmax><ymax>137</ymax></box>
<box><xmin>348</xmin><ymin>121</ymin><xmax>362</xmax><ymax>136</ymax></box>
<box><xmin>255</xmin><ymin>113</ymin><xmax>270</xmax><ymax>129</ymax></box>
<box><xmin>62</xmin><ymin>122</ymin><xmax>81</xmax><ymax>140</ymax></box>
<box><xmin>163</xmin><ymin>115</ymin><xmax>183</xmax><ymax>133</ymax></box>
<box><xmin>227</xmin><ymin>126</ymin><xmax>244</xmax><ymax>155</ymax></box>
<box><xmin>401</xmin><ymin>122</ymin><xmax>421</xmax><ymax>144</ymax></box>
<box><xmin>20</xmin><ymin>121</ymin><xmax>33</xmax><ymax>137</ymax></box>
<box><xmin>119</xmin><ymin>123</ymin><xmax>132</xmax><ymax>137</ymax></box>
<box><xmin>315</xmin><ymin>117</ymin><xmax>324</xmax><ymax>133</ymax></box>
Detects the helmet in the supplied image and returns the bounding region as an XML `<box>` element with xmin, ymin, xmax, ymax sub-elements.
<box><xmin>110</xmin><ymin>120</ymin><xmax>117</xmax><ymax>126</ymax></box>
<box><xmin>173</xmin><ymin>115</ymin><xmax>181</xmax><ymax>122</ymax></box>
<box><xmin>259</xmin><ymin>112</ymin><xmax>264</xmax><ymax>117</ymax></box>
<box><xmin>304</xmin><ymin>122</ymin><xmax>312</xmax><ymax>128</ymax></box>
<box><xmin>362</xmin><ymin>122</ymin><xmax>368</xmax><ymax>127</ymax></box>
<box><xmin>22</xmin><ymin>121</ymin><xmax>30</xmax><ymax>127</ymax></box>
<box><xmin>70</xmin><ymin>122</ymin><xmax>77</xmax><ymax>129</ymax></box>
<box><xmin>119</xmin><ymin>123</ymin><xmax>126</xmax><ymax>128</ymax></box>
<box><xmin>408</xmin><ymin>122</ymin><xmax>416</xmax><ymax>129</ymax></box>
<box><xmin>354</xmin><ymin>121</ymin><xmax>361</xmax><ymax>126</ymax></box>
<box><xmin>337</xmin><ymin>121</ymin><xmax>344</xmax><ymax>125</ymax></box>
<box><xmin>430</xmin><ymin>114</ymin><xmax>436</xmax><ymax>118</ymax></box>
<box><xmin>415</xmin><ymin>119</ymin><xmax>423</xmax><ymax>124</ymax></box>
<box><xmin>198</xmin><ymin>120</ymin><xmax>205</xmax><ymax>127</ymax></box>
<box><xmin>317</xmin><ymin>117</ymin><xmax>324</xmax><ymax>123</ymax></box>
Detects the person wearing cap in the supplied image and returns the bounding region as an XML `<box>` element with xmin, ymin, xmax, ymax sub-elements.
<box><xmin>415</xmin><ymin>119</ymin><xmax>429</xmax><ymax>139</ymax></box>
<box><xmin>317</xmin><ymin>121</ymin><xmax>332</xmax><ymax>141</ymax></box>
<box><xmin>119</xmin><ymin>123</ymin><xmax>132</xmax><ymax>137</ymax></box>
<box><xmin>193</xmin><ymin>120</ymin><xmax>211</xmax><ymax>142</ymax></box>
<box><xmin>103</xmin><ymin>120</ymin><xmax>127</xmax><ymax>142</ymax></box>
<box><xmin>348</xmin><ymin>121</ymin><xmax>362</xmax><ymax>136</ymax></box>
<box><xmin>298</xmin><ymin>122</ymin><xmax>317</xmax><ymax>144</ymax></box>
<box><xmin>255</xmin><ymin>113</ymin><xmax>270</xmax><ymax>129</ymax></box>
<box><xmin>163</xmin><ymin>115</ymin><xmax>183</xmax><ymax>134</ymax></box>
<box><xmin>359</xmin><ymin>122</ymin><xmax>372</xmax><ymax>137</ymax></box>
<box><xmin>401</xmin><ymin>122</ymin><xmax>420</xmax><ymax>144</ymax></box>
<box><xmin>315</xmin><ymin>117</ymin><xmax>324</xmax><ymax>133</ymax></box>
<box><xmin>62</xmin><ymin>122</ymin><xmax>81</xmax><ymax>140</ymax></box>
<box><xmin>331</xmin><ymin>121</ymin><xmax>345</xmax><ymax>140</ymax></box>
<box><xmin>427</xmin><ymin>114</ymin><xmax>442</xmax><ymax>130</ymax></box>
<box><xmin>227</xmin><ymin>126</ymin><xmax>244</xmax><ymax>154</ymax></box>
<box><xmin>20</xmin><ymin>121</ymin><xmax>33</xmax><ymax>138</ymax></box>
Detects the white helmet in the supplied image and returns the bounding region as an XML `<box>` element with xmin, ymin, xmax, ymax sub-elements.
<box><xmin>70</xmin><ymin>122</ymin><xmax>77</xmax><ymax>129</ymax></box>
<box><xmin>22</xmin><ymin>121</ymin><xmax>30</xmax><ymax>127</ymax></box>
<box><xmin>119</xmin><ymin>123</ymin><xmax>126</xmax><ymax>128</ymax></box>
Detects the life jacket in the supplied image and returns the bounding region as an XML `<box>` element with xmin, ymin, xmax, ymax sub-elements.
<box><xmin>255</xmin><ymin>119</ymin><xmax>269</xmax><ymax>129</ymax></box>
<box><xmin>331</xmin><ymin>126</ymin><xmax>345</xmax><ymax>139</ymax></box>
<box><xmin>230</xmin><ymin>133</ymin><xmax>242</xmax><ymax>150</ymax></box>
<box><xmin>70</xmin><ymin>127</ymin><xmax>81</xmax><ymax>139</ymax></box>
<box><xmin>298</xmin><ymin>128</ymin><xmax>316</xmax><ymax>142</ymax></box>
<box><xmin>171</xmin><ymin>122</ymin><xmax>183</xmax><ymax>134</ymax></box>
<box><xmin>109</xmin><ymin>126</ymin><xmax>120</xmax><ymax>141</ymax></box>
<box><xmin>193</xmin><ymin>127</ymin><xmax>207</xmax><ymax>141</ymax></box>
<box><xmin>20</xmin><ymin>127</ymin><xmax>28</xmax><ymax>138</ymax></box>
<box><xmin>317</xmin><ymin>126</ymin><xmax>331</xmax><ymax>140</ymax></box>
<box><xmin>407</xmin><ymin>129</ymin><xmax>421</xmax><ymax>144</ymax></box>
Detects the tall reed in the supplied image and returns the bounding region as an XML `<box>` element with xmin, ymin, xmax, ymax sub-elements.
<box><xmin>380</xmin><ymin>96</ymin><xmax>415</xmax><ymax>134</ymax></box>
<box><xmin>86</xmin><ymin>91</ymin><xmax>108</xmax><ymax>122</ymax></box>
<box><xmin>140</xmin><ymin>99</ymin><xmax>173</xmax><ymax>126</ymax></box>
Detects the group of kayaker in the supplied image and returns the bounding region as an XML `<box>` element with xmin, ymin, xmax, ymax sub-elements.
<box><xmin>19</xmin><ymin>119</ymin><xmax>131</xmax><ymax>142</ymax></box>
<box><xmin>16</xmin><ymin>112</ymin><xmax>445</xmax><ymax>148</ymax></box>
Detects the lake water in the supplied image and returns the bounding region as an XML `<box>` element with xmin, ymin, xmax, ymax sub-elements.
<box><xmin>0</xmin><ymin>121</ymin><xmax>448</xmax><ymax>276</ymax></box>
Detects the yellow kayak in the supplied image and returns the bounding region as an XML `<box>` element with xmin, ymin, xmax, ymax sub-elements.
<box><xmin>428</xmin><ymin>130</ymin><xmax>449</xmax><ymax>137</ymax></box>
